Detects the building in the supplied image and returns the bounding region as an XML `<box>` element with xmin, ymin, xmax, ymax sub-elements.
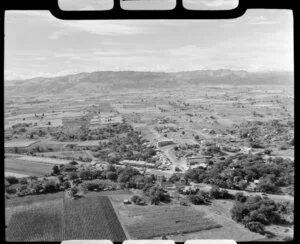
<box><xmin>157</xmin><ymin>139</ymin><xmax>174</xmax><ymax>147</ymax></box>
<box><xmin>120</xmin><ymin>160</ymin><xmax>156</xmax><ymax>169</ymax></box>
<box><xmin>186</xmin><ymin>155</ymin><xmax>212</xmax><ymax>167</ymax></box>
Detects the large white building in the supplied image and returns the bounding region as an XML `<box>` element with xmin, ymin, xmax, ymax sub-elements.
<box><xmin>120</xmin><ymin>160</ymin><xmax>156</xmax><ymax>169</ymax></box>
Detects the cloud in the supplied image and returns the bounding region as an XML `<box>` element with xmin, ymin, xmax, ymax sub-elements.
<box><xmin>7</xmin><ymin>11</ymin><xmax>146</xmax><ymax>40</ymax></box>
<box><xmin>61</xmin><ymin>21</ymin><xmax>143</xmax><ymax>35</ymax></box>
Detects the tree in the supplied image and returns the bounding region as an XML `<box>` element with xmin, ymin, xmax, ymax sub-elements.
<box><xmin>231</xmin><ymin>202</ymin><xmax>250</xmax><ymax>222</ymax></box>
<box><xmin>19</xmin><ymin>178</ymin><xmax>28</xmax><ymax>185</ymax></box>
<box><xmin>58</xmin><ymin>175</ymin><xmax>64</xmax><ymax>183</ymax></box>
<box><xmin>52</xmin><ymin>165</ymin><xmax>60</xmax><ymax>175</ymax></box>
<box><xmin>69</xmin><ymin>186</ymin><xmax>79</xmax><ymax>198</ymax></box>
<box><xmin>175</xmin><ymin>167</ymin><xmax>181</xmax><ymax>172</ymax></box>
<box><xmin>131</xmin><ymin>195</ymin><xmax>146</xmax><ymax>205</ymax></box>
<box><xmin>43</xmin><ymin>180</ymin><xmax>59</xmax><ymax>193</ymax></box>
<box><xmin>63</xmin><ymin>181</ymin><xmax>71</xmax><ymax>189</ymax></box>
<box><xmin>5</xmin><ymin>176</ymin><xmax>19</xmax><ymax>185</ymax></box>
<box><xmin>238</xmin><ymin>180</ymin><xmax>248</xmax><ymax>190</ymax></box>
<box><xmin>106</xmin><ymin>171</ymin><xmax>118</xmax><ymax>181</ymax></box>
<box><xmin>79</xmin><ymin>170</ymin><xmax>93</xmax><ymax>180</ymax></box>
<box><xmin>150</xmin><ymin>195</ymin><xmax>160</xmax><ymax>205</ymax></box>
<box><xmin>61</xmin><ymin>164</ymin><xmax>77</xmax><ymax>172</ymax></box>
<box><xmin>68</xmin><ymin>172</ymin><xmax>78</xmax><ymax>181</ymax></box>
<box><xmin>209</xmin><ymin>185</ymin><xmax>221</xmax><ymax>199</ymax></box>
<box><xmin>257</xmin><ymin>176</ymin><xmax>279</xmax><ymax>194</ymax></box>
<box><xmin>69</xmin><ymin>160</ymin><xmax>78</xmax><ymax>165</ymax></box>
<box><xmin>244</xmin><ymin>221</ymin><xmax>265</xmax><ymax>235</ymax></box>
<box><xmin>235</xmin><ymin>192</ymin><xmax>247</xmax><ymax>203</ymax></box>
<box><xmin>189</xmin><ymin>194</ymin><xmax>207</xmax><ymax>205</ymax></box>
<box><xmin>169</xmin><ymin>173</ymin><xmax>181</xmax><ymax>183</ymax></box>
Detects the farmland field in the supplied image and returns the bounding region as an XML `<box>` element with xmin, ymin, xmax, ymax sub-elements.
<box><xmin>6</xmin><ymin>200</ymin><xmax>64</xmax><ymax>241</ymax></box>
<box><xmin>5</xmin><ymin>140</ymin><xmax>38</xmax><ymax>148</ymax></box>
<box><xmin>5</xmin><ymin>158</ymin><xmax>53</xmax><ymax>176</ymax></box>
<box><xmin>16</xmin><ymin>155</ymin><xmax>72</xmax><ymax>165</ymax></box>
<box><xmin>110</xmin><ymin>196</ymin><xmax>221</xmax><ymax>239</ymax></box>
<box><xmin>6</xmin><ymin>194</ymin><xmax>127</xmax><ymax>241</ymax></box>
<box><xmin>63</xmin><ymin>196</ymin><xmax>127</xmax><ymax>241</ymax></box>
<box><xmin>5</xmin><ymin>171</ymin><xmax>29</xmax><ymax>178</ymax></box>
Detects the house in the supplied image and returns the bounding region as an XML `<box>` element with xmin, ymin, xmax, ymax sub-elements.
<box><xmin>186</xmin><ymin>155</ymin><xmax>212</xmax><ymax>167</ymax></box>
<box><xmin>157</xmin><ymin>139</ymin><xmax>174</xmax><ymax>147</ymax></box>
<box><xmin>254</xmin><ymin>179</ymin><xmax>260</xmax><ymax>185</ymax></box>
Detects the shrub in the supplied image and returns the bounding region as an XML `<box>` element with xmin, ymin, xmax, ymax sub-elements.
<box><xmin>69</xmin><ymin>186</ymin><xmax>79</xmax><ymax>198</ymax></box>
<box><xmin>6</xmin><ymin>186</ymin><xmax>17</xmax><ymax>194</ymax></box>
<box><xmin>69</xmin><ymin>160</ymin><xmax>78</xmax><ymax>165</ymax></box>
<box><xmin>63</xmin><ymin>181</ymin><xmax>71</xmax><ymax>189</ymax></box>
<box><xmin>244</xmin><ymin>221</ymin><xmax>265</xmax><ymax>235</ymax></box>
<box><xmin>52</xmin><ymin>165</ymin><xmax>60</xmax><ymax>175</ymax></box>
<box><xmin>144</xmin><ymin>185</ymin><xmax>171</xmax><ymax>204</ymax></box>
<box><xmin>5</xmin><ymin>179</ymin><xmax>10</xmax><ymax>187</ymax></box>
<box><xmin>189</xmin><ymin>194</ymin><xmax>206</xmax><ymax>205</ymax></box>
<box><xmin>81</xmin><ymin>179</ymin><xmax>116</xmax><ymax>192</ymax></box>
<box><xmin>169</xmin><ymin>173</ymin><xmax>181</xmax><ymax>183</ymax></box>
<box><xmin>106</xmin><ymin>171</ymin><xmax>118</xmax><ymax>181</ymax></box>
<box><xmin>68</xmin><ymin>172</ymin><xmax>79</xmax><ymax>181</ymax></box>
<box><xmin>235</xmin><ymin>192</ymin><xmax>247</xmax><ymax>203</ymax></box>
<box><xmin>175</xmin><ymin>167</ymin><xmax>181</xmax><ymax>172</ymax></box>
<box><xmin>189</xmin><ymin>191</ymin><xmax>211</xmax><ymax>205</ymax></box>
<box><xmin>58</xmin><ymin>175</ymin><xmax>64</xmax><ymax>183</ymax></box>
<box><xmin>150</xmin><ymin>195</ymin><xmax>160</xmax><ymax>205</ymax></box>
<box><xmin>61</xmin><ymin>164</ymin><xmax>77</xmax><ymax>172</ymax></box>
<box><xmin>43</xmin><ymin>180</ymin><xmax>59</xmax><ymax>193</ymax></box>
<box><xmin>5</xmin><ymin>176</ymin><xmax>19</xmax><ymax>185</ymax></box>
<box><xmin>131</xmin><ymin>195</ymin><xmax>146</xmax><ymax>205</ymax></box>
<box><xmin>19</xmin><ymin>178</ymin><xmax>28</xmax><ymax>185</ymax></box>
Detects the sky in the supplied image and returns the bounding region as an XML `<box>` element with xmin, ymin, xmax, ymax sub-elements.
<box><xmin>5</xmin><ymin>3</ymin><xmax>293</xmax><ymax>80</ymax></box>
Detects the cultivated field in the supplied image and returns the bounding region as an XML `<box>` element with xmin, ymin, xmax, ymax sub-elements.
<box><xmin>6</xmin><ymin>195</ymin><xmax>127</xmax><ymax>242</ymax></box>
<box><xmin>5</xmin><ymin>158</ymin><xmax>54</xmax><ymax>176</ymax></box>
<box><xmin>64</xmin><ymin>196</ymin><xmax>126</xmax><ymax>241</ymax></box>
<box><xmin>6</xmin><ymin>199</ymin><xmax>64</xmax><ymax>241</ymax></box>
<box><xmin>16</xmin><ymin>155</ymin><xmax>74</xmax><ymax>165</ymax></box>
<box><xmin>5</xmin><ymin>140</ymin><xmax>38</xmax><ymax>148</ymax></box>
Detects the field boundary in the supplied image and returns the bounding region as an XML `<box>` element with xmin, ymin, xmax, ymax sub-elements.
<box><xmin>109</xmin><ymin>196</ymin><xmax>132</xmax><ymax>240</ymax></box>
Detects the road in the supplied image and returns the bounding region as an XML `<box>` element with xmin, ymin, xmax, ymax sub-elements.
<box><xmin>199</xmin><ymin>183</ymin><xmax>293</xmax><ymax>203</ymax></box>
<box><xmin>159</xmin><ymin>145</ymin><xmax>188</xmax><ymax>172</ymax></box>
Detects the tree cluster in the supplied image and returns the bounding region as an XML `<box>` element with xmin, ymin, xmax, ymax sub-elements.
<box><xmin>231</xmin><ymin>194</ymin><xmax>294</xmax><ymax>235</ymax></box>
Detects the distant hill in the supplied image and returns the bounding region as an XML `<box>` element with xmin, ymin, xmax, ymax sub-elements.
<box><xmin>5</xmin><ymin>70</ymin><xmax>294</xmax><ymax>96</ymax></box>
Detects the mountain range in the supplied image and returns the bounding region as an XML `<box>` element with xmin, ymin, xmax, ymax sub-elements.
<box><xmin>5</xmin><ymin>69</ymin><xmax>294</xmax><ymax>96</ymax></box>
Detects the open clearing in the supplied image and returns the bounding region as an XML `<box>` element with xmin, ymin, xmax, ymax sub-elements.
<box><xmin>5</xmin><ymin>171</ymin><xmax>29</xmax><ymax>178</ymax></box>
<box><xmin>16</xmin><ymin>155</ymin><xmax>74</xmax><ymax>165</ymax></box>
<box><xmin>110</xmin><ymin>195</ymin><xmax>221</xmax><ymax>239</ymax></box>
<box><xmin>154</xmin><ymin>200</ymin><xmax>265</xmax><ymax>241</ymax></box>
<box><xmin>5</xmin><ymin>140</ymin><xmax>38</xmax><ymax>148</ymax></box>
<box><xmin>5</xmin><ymin>158</ymin><xmax>53</xmax><ymax>176</ymax></box>
<box><xmin>110</xmin><ymin>195</ymin><xmax>265</xmax><ymax>241</ymax></box>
